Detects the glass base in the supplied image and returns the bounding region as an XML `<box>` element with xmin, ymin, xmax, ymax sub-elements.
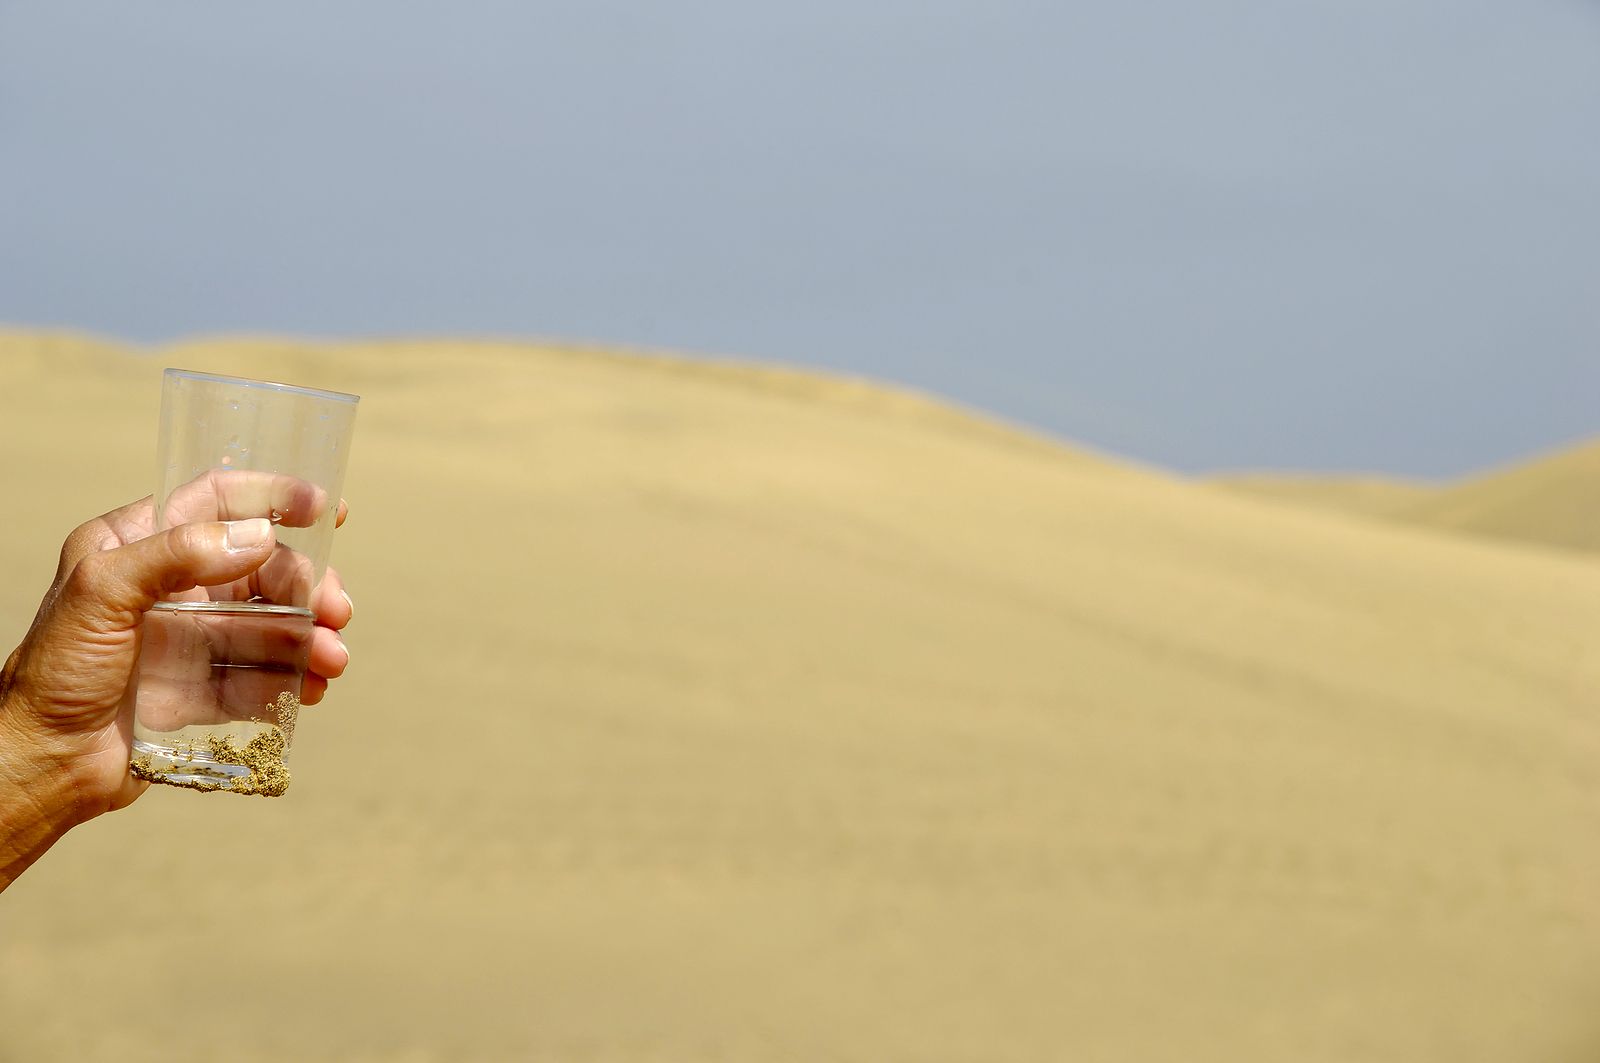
<box><xmin>130</xmin><ymin>723</ymin><xmax>293</xmax><ymax>797</ymax></box>
<box><xmin>132</xmin><ymin>736</ymin><xmax>254</xmax><ymax>788</ymax></box>
<box><xmin>131</xmin><ymin>601</ymin><xmax>309</xmax><ymax>797</ymax></box>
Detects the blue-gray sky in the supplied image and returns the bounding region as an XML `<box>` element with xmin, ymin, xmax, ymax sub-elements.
<box><xmin>2</xmin><ymin>1</ymin><xmax>1597</xmax><ymax>476</ymax></box>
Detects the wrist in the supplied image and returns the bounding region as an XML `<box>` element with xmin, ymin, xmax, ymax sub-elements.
<box><xmin>0</xmin><ymin>694</ymin><xmax>86</xmax><ymax>891</ymax></box>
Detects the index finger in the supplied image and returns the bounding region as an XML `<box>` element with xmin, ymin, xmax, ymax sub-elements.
<box><xmin>162</xmin><ymin>469</ymin><xmax>332</xmax><ymax>530</ymax></box>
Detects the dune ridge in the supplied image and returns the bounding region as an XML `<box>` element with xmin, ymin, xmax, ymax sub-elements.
<box><xmin>1211</xmin><ymin>437</ymin><xmax>1599</xmax><ymax>557</ymax></box>
<box><xmin>1210</xmin><ymin>473</ymin><xmax>1438</xmax><ymax>519</ymax></box>
<box><xmin>1</xmin><ymin>331</ymin><xmax>1598</xmax><ymax>1063</ymax></box>
<box><xmin>1391</xmin><ymin>438</ymin><xmax>1600</xmax><ymax>555</ymax></box>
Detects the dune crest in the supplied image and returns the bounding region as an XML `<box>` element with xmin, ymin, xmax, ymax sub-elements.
<box><xmin>1211</xmin><ymin>473</ymin><xmax>1437</xmax><ymax>519</ymax></box>
<box><xmin>1211</xmin><ymin>437</ymin><xmax>1599</xmax><ymax>557</ymax></box>
<box><xmin>1392</xmin><ymin>438</ymin><xmax>1600</xmax><ymax>555</ymax></box>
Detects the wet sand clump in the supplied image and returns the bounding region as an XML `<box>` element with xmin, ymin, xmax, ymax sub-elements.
<box><xmin>129</xmin><ymin>692</ymin><xmax>299</xmax><ymax>797</ymax></box>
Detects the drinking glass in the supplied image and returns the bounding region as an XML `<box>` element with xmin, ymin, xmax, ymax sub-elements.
<box><xmin>129</xmin><ymin>369</ymin><xmax>358</xmax><ymax>796</ymax></box>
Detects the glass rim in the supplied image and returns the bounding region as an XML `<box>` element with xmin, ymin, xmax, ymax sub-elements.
<box><xmin>164</xmin><ymin>367</ymin><xmax>360</xmax><ymax>405</ymax></box>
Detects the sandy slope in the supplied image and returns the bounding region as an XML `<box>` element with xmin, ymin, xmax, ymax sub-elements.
<box><xmin>1390</xmin><ymin>439</ymin><xmax>1600</xmax><ymax>556</ymax></box>
<box><xmin>1</xmin><ymin>332</ymin><xmax>1598</xmax><ymax>1063</ymax></box>
<box><xmin>1211</xmin><ymin>438</ymin><xmax>1599</xmax><ymax>556</ymax></box>
<box><xmin>1210</xmin><ymin>474</ymin><xmax>1437</xmax><ymax>520</ymax></box>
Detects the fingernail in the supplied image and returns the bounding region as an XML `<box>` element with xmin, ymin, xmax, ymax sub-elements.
<box><xmin>224</xmin><ymin>518</ymin><xmax>273</xmax><ymax>552</ymax></box>
<box><xmin>336</xmin><ymin>636</ymin><xmax>350</xmax><ymax>662</ymax></box>
<box><xmin>340</xmin><ymin>589</ymin><xmax>354</xmax><ymax>617</ymax></box>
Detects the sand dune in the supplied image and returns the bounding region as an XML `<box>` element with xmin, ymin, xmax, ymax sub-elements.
<box><xmin>1211</xmin><ymin>438</ymin><xmax>1600</xmax><ymax>556</ymax></box>
<box><xmin>1391</xmin><ymin>439</ymin><xmax>1600</xmax><ymax>555</ymax></box>
<box><xmin>1210</xmin><ymin>473</ymin><xmax>1437</xmax><ymax>520</ymax></box>
<box><xmin>2</xmin><ymin>331</ymin><xmax>1599</xmax><ymax>1063</ymax></box>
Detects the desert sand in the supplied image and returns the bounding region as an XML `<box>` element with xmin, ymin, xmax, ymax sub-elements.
<box><xmin>1</xmin><ymin>331</ymin><xmax>1598</xmax><ymax>1062</ymax></box>
<box><xmin>1213</xmin><ymin>438</ymin><xmax>1600</xmax><ymax>556</ymax></box>
<box><xmin>1211</xmin><ymin>474</ymin><xmax>1438</xmax><ymax>521</ymax></box>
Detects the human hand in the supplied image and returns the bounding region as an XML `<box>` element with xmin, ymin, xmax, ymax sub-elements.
<box><xmin>0</xmin><ymin>485</ymin><xmax>352</xmax><ymax>889</ymax></box>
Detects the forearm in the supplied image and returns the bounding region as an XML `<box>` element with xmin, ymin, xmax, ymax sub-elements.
<box><xmin>0</xmin><ymin>701</ymin><xmax>82</xmax><ymax>893</ymax></box>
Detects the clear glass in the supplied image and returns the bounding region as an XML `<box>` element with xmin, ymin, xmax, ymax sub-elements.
<box><xmin>130</xmin><ymin>369</ymin><xmax>358</xmax><ymax>796</ymax></box>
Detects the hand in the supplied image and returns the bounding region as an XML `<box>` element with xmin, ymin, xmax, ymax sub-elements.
<box><xmin>0</xmin><ymin>489</ymin><xmax>353</xmax><ymax>890</ymax></box>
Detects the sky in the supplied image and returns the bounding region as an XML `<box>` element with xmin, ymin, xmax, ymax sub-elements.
<box><xmin>2</xmin><ymin>1</ymin><xmax>1597</xmax><ymax>477</ymax></box>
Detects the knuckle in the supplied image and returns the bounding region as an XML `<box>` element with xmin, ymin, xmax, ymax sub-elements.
<box><xmin>60</xmin><ymin>546</ymin><xmax>143</xmax><ymax>626</ymax></box>
<box><xmin>56</xmin><ymin>523</ymin><xmax>102</xmax><ymax>574</ymax></box>
<box><xmin>65</xmin><ymin>520</ymin><xmax>101</xmax><ymax>549</ymax></box>
<box><xmin>155</xmin><ymin>528</ymin><xmax>209</xmax><ymax>593</ymax></box>
<box><xmin>66</xmin><ymin>550</ymin><xmax>112</xmax><ymax>594</ymax></box>
<box><xmin>168</xmin><ymin>522</ymin><xmax>204</xmax><ymax>555</ymax></box>
<box><xmin>58</xmin><ymin>551</ymin><xmax>127</xmax><ymax>628</ymax></box>
<box><xmin>166</xmin><ymin>522</ymin><xmax>219</xmax><ymax>567</ymax></box>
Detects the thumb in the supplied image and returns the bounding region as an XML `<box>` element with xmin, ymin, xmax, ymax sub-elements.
<box><xmin>54</xmin><ymin>518</ymin><xmax>277</xmax><ymax>635</ymax></box>
<box><xmin>5</xmin><ymin>518</ymin><xmax>277</xmax><ymax>724</ymax></box>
